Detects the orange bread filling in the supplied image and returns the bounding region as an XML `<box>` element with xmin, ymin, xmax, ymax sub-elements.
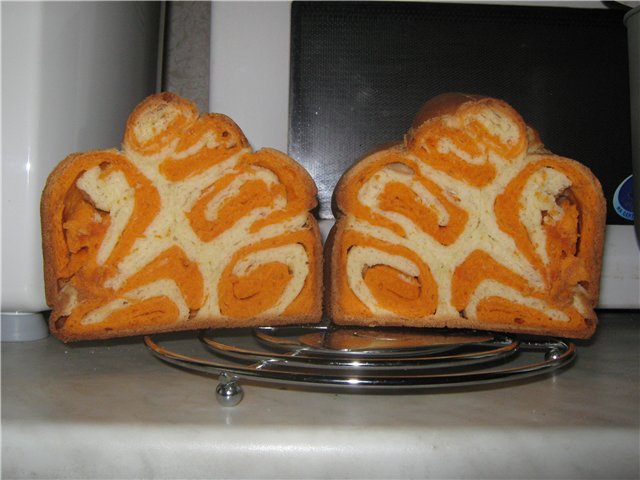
<box><xmin>407</xmin><ymin>99</ymin><xmax>527</xmax><ymax>187</ymax></box>
<box><xmin>451</xmin><ymin>250</ymin><xmax>533</xmax><ymax>312</ymax></box>
<box><xmin>408</xmin><ymin>122</ymin><xmax>497</xmax><ymax>187</ymax></box>
<box><xmin>58</xmin><ymin>245</ymin><xmax>205</xmax><ymax>336</ymax></box>
<box><xmin>336</xmin><ymin>230</ymin><xmax>437</xmax><ymax>318</ymax></box>
<box><xmin>218</xmin><ymin>229</ymin><xmax>319</xmax><ymax>318</ymax></box>
<box><xmin>377</xmin><ymin>178</ymin><xmax>467</xmax><ymax>245</ymax></box>
<box><xmin>339</xmin><ymin>153</ymin><xmax>467</xmax><ymax>244</ymax></box>
<box><xmin>53</xmin><ymin>151</ymin><xmax>160</xmax><ymax>281</ymax></box>
<box><xmin>223</xmin><ymin>262</ymin><xmax>292</xmax><ymax>318</ymax></box>
<box><xmin>363</xmin><ymin>265</ymin><xmax>424</xmax><ymax>317</ymax></box>
<box><xmin>62</xmin><ymin>184</ymin><xmax>111</xmax><ymax>278</ymax></box>
<box><xmin>245</xmin><ymin>150</ymin><xmax>316</xmax><ymax>232</ymax></box>
<box><xmin>188</xmin><ymin>173</ymin><xmax>276</xmax><ymax>242</ymax></box>
<box><xmin>451</xmin><ymin>250</ymin><xmax>585</xmax><ymax>331</ymax></box>
<box><xmin>340</xmin><ymin>152</ymin><xmax>409</xmax><ymax>238</ymax></box>
<box><xmin>494</xmin><ymin>157</ymin><xmax>598</xmax><ymax>301</ymax></box>
<box><xmin>101</xmin><ymin>297</ymin><xmax>180</xmax><ymax>328</ymax></box>
<box><xmin>187</xmin><ymin>149</ymin><xmax>316</xmax><ymax>242</ymax></box>
<box><xmin>475</xmin><ymin>297</ymin><xmax>585</xmax><ymax>331</ymax></box>
<box><xmin>119</xmin><ymin>246</ymin><xmax>204</xmax><ymax>310</ymax></box>
<box><xmin>159</xmin><ymin>114</ymin><xmax>249</xmax><ymax>181</ymax></box>
<box><xmin>62</xmin><ymin>297</ymin><xmax>181</xmax><ymax>337</ymax></box>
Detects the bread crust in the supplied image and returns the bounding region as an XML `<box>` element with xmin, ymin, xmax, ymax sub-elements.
<box><xmin>327</xmin><ymin>93</ymin><xmax>606</xmax><ymax>339</ymax></box>
<box><xmin>41</xmin><ymin>93</ymin><xmax>323</xmax><ymax>342</ymax></box>
<box><xmin>41</xmin><ymin>153</ymin><xmax>75</xmax><ymax>306</ymax></box>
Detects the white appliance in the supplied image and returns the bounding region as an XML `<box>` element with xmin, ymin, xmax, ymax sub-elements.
<box><xmin>1</xmin><ymin>1</ymin><xmax>162</xmax><ymax>340</ymax></box>
<box><xmin>210</xmin><ymin>1</ymin><xmax>640</xmax><ymax>309</ymax></box>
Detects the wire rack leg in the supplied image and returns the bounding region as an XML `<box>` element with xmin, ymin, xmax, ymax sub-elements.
<box><xmin>216</xmin><ymin>371</ymin><xmax>244</xmax><ymax>407</ymax></box>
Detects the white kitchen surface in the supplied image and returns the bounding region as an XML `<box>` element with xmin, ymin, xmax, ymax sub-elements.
<box><xmin>2</xmin><ymin>312</ymin><xmax>638</xmax><ymax>479</ymax></box>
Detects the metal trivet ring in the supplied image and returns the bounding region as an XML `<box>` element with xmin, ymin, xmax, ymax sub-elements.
<box><xmin>144</xmin><ymin>325</ymin><xmax>576</xmax><ymax>407</ymax></box>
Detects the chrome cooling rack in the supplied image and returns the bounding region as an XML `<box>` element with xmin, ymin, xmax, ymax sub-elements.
<box><xmin>144</xmin><ymin>325</ymin><xmax>576</xmax><ymax>406</ymax></box>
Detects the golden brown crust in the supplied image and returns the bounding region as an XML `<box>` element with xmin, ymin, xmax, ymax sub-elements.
<box><xmin>327</xmin><ymin>93</ymin><xmax>606</xmax><ymax>339</ymax></box>
<box><xmin>303</xmin><ymin>215</ymin><xmax>324</xmax><ymax>321</ymax></box>
<box><xmin>548</xmin><ymin>156</ymin><xmax>606</xmax><ymax>309</ymax></box>
<box><xmin>410</xmin><ymin>92</ymin><xmax>483</xmax><ymax>129</ymax></box>
<box><xmin>332</xmin><ymin>144</ymin><xmax>407</xmax><ymax>218</ymax></box>
<box><xmin>259</xmin><ymin>148</ymin><xmax>319</xmax><ymax>209</ymax></box>
<box><xmin>324</xmin><ymin>216</ymin><xmax>342</xmax><ymax>322</ymax></box>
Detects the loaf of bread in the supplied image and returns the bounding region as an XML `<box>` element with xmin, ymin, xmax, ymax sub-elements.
<box><xmin>41</xmin><ymin>92</ymin><xmax>322</xmax><ymax>341</ymax></box>
<box><xmin>327</xmin><ymin>93</ymin><xmax>605</xmax><ymax>339</ymax></box>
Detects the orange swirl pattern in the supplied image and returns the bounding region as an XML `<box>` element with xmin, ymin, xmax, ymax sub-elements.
<box><xmin>42</xmin><ymin>93</ymin><xmax>322</xmax><ymax>341</ymax></box>
<box><xmin>329</xmin><ymin>93</ymin><xmax>605</xmax><ymax>339</ymax></box>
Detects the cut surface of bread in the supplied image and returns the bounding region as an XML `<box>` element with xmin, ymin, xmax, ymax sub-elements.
<box><xmin>327</xmin><ymin>93</ymin><xmax>605</xmax><ymax>339</ymax></box>
<box><xmin>42</xmin><ymin>92</ymin><xmax>322</xmax><ymax>341</ymax></box>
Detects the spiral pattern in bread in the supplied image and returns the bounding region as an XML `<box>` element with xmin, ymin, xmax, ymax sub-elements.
<box><xmin>41</xmin><ymin>93</ymin><xmax>322</xmax><ymax>341</ymax></box>
<box><xmin>327</xmin><ymin>93</ymin><xmax>605</xmax><ymax>339</ymax></box>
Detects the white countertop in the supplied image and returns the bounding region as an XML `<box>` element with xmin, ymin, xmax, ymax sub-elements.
<box><xmin>2</xmin><ymin>312</ymin><xmax>639</xmax><ymax>479</ymax></box>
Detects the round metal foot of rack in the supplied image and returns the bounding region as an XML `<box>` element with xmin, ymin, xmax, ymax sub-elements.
<box><xmin>215</xmin><ymin>372</ymin><xmax>244</xmax><ymax>407</ymax></box>
<box><xmin>144</xmin><ymin>325</ymin><xmax>576</xmax><ymax>407</ymax></box>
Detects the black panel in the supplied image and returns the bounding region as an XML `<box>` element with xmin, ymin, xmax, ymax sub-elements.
<box><xmin>289</xmin><ymin>1</ymin><xmax>632</xmax><ymax>223</ymax></box>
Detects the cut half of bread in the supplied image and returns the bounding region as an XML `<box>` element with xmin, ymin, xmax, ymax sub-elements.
<box><xmin>42</xmin><ymin>92</ymin><xmax>322</xmax><ymax>341</ymax></box>
<box><xmin>327</xmin><ymin>93</ymin><xmax>605</xmax><ymax>339</ymax></box>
